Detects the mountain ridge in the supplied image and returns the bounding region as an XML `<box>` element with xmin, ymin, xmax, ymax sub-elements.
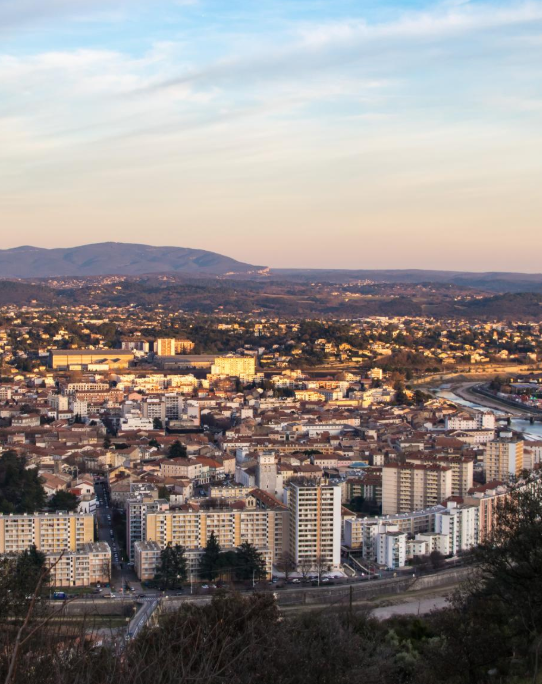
<box><xmin>0</xmin><ymin>242</ymin><xmax>265</xmax><ymax>277</ymax></box>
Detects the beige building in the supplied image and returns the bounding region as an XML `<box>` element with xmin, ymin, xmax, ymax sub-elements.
<box><xmin>405</xmin><ymin>454</ymin><xmax>473</xmax><ymax>497</ymax></box>
<box><xmin>485</xmin><ymin>440</ymin><xmax>524</xmax><ymax>482</ymax></box>
<box><xmin>155</xmin><ymin>338</ymin><xmax>176</xmax><ymax>356</ymax></box>
<box><xmin>49</xmin><ymin>349</ymin><xmax>133</xmax><ymax>370</ymax></box>
<box><xmin>382</xmin><ymin>463</ymin><xmax>452</xmax><ymax>515</ymax></box>
<box><xmin>0</xmin><ymin>512</ymin><xmax>94</xmax><ymax>554</ymax></box>
<box><xmin>46</xmin><ymin>542</ymin><xmax>111</xmax><ymax>587</ymax></box>
<box><xmin>141</xmin><ymin>504</ymin><xmax>288</xmax><ymax>579</ymax></box>
<box><xmin>211</xmin><ymin>355</ymin><xmax>256</xmax><ymax>379</ymax></box>
<box><xmin>287</xmin><ymin>481</ymin><xmax>342</xmax><ymax>570</ymax></box>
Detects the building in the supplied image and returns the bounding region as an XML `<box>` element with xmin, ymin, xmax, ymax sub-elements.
<box><xmin>0</xmin><ymin>512</ymin><xmax>94</xmax><ymax>554</ymax></box>
<box><xmin>382</xmin><ymin>463</ymin><xmax>452</xmax><ymax>515</ymax></box>
<box><xmin>485</xmin><ymin>439</ymin><xmax>524</xmax><ymax>482</ymax></box>
<box><xmin>141</xmin><ymin>504</ymin><xmax>287</xmax><ymax>578</ymax></box>
<box><xmin>435</xmin><ymin>501</ymin><xmax>479</xmax><ymax>555</ymax></box>
<box><xmin>463</xmin><ymin>481</ymin><xmax>509</xmax><ymax>541</ymax></box>
<box><xmin>49</xmin><ymin>349</ymin><xmax>134</xmax><ymax>370</ymax></box>
<box><xmin>211</xmin><ymin>355</ymin><xmax>256</xmax><ymax>379</ymax></box>
<box><xmin>405</xmin><ymin>454</ymin><xmax>473</xmax><ymax>497</ymax></box>
<box><xmin>175</xmin><ymin>339</ymin><xmax>195</xmax><ymax>354</ymax></box>
<box><xmin>255</xmin><ymin>451</ymin><xmax>282</xmax><ymax>497</ymax></box>
<box><xmin>155</xmin><ymin>339</ymin><xmax>176</xmax><ymax>356</ymax></box>
<box><xmin>343</xmin><ymin>506</ymin><xmax>446</xmax><ymax>556</ymax></box>
<box><xmin>287</xmin><ymin>481</ymin><xmax>342</xmax><ymax>571</ymax></box>
<box><xmin>46</xmin><ymin>542</ymin><xmax>111</xmax><ymax>587</ymax></box>
<box><xmin>376</xmin><ymin>531</ymin><xmax>407</xmax><ymax>569</ymax></box>
<box><xmin>126</xmin><ymin>497</ymin><xmax>169</xmax><ymax>560</ymax></box>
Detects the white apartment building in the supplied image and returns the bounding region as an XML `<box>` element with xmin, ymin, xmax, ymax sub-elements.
<box><xmin>445</xmin><ymin>411</ymin><xmax>495</xmax><ymax>431</ymax></box>
<box><xmin>287</xmin><ymin>481</ymin><xmax>342</xmax><ymax>570</ymax></box>
<box><xmin>376</xmin><ymin>531</ymin><xmax>407</xmax><ymax>569</ymax></box>
<box><xmin>435</xmin><ymin>502</ymin><xmax>479</xmax><ymax>555</ymax></box>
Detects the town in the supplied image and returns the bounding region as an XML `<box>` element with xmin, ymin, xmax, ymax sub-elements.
<box><xmin>2</xmin><ymin>301</ymin><xmax>541</xmax><ymax>607</ymax></box>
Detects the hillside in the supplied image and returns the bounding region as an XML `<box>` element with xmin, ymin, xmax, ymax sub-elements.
<box><xmin>1</xmin><ymin>277</ymin><xmax>542</xmax><ymax>319</ymax></box>
<box><xmin>0</xmin><ymin>243</ymin><xmax>264</xmax><ymax>277</ymax></box>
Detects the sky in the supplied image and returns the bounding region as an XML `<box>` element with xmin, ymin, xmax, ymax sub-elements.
<box><xmin>0</xmin><ymin>0</ymin><xmax>541</xmax><ymax>271</ymax></box>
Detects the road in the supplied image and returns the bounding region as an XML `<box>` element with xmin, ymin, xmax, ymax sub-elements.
<box><xmin>94</xmin><ymin>481</ymin><xmax>137</xmax><ymax>595</ymax></box>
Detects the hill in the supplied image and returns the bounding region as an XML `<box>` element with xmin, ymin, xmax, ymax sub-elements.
<box><xmin>0</xmin><ymin>243</ymin><xmax>264</xmax><ymax>277</ymax></box>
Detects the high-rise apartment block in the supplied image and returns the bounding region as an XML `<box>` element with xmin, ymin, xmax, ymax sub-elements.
<box><xmin>484</xmin><ymin>439</ymin><xmax>524</xmax><ymax>482</ymax></box>
<box><xmin>287</xmin><ymin>481</ymin><xmax>342</xmax><ymax>570</ymax></box>
<box><xmin>155</xmin><ymin>338</ymin><xmax>176</xmax><ymax>356</ymax></box>
<box><xmin>382</xmin><ymin>463</ymin><xmax>452</xmax><ymax>515</ymax></box>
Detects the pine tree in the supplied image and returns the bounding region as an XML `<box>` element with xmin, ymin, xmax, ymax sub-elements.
<box><xmin>156</xmin><ymin>543</ymin><xmax>187</xmax><ymax>590</ymax></box>
<box><xmin>199</xmin><ymin>532</ymin><xmax>222</xmax><ymax>581</ymax></box>
<box><xmin>235</xmin><ymin>542</ymin><xmax>266</xmax><ymax>581</ymax></box>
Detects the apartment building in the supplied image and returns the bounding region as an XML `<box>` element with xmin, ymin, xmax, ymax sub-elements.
<box><xmin>287</xmin><ymin>481</ymin><xmax>342</xmax><ymax>570</ymax></box>
<box><xmin>160</xmin><ymin>458</ymin><xmax>203</xmax><ymax>480</ymax></box>
<box><xmin>405</xmin><ymin>454</ymin><xmax>474</xmax><ymax>497</ymax></box>
<box><xmin>485</xmin><ymin>439</ymin><xmax>524</xmax><ymax>482</ymax></box>
<box><xmin>155</xmin><ymin>338</ymin><xmax>176</xmax><ymax>356</ymax></box>
<box><xmin>463</xmin><ymin>480</ymin><xmax>509</xmax><ymax>541</ymax></box>
<box><xmin>140</xmin><ymin>504</ymin><xmax>287</xmax><ymax>578</ymax></box>
<box><xmin>343</xmin><ymin>506</ymin><xmax>445</xmax><ymax>556</ymax></box>
<box><xmin>46</xmin><ymin>542</ymin><xmax>111</xmax><ymax>587</ymax></box>
<box><xmin>0</xmin><ymin>512</ymin><xmax>94</xmax><ymax>554</ymax></box>
<box><xmin>445</xmin><ymin>411</ymin><xmax>495</xmax><ymax>431</ymax></box>
<box><xmin>376</xmin><ymin>531</ymin><xmax>407</xmax><ymax>569</ymax></box>
<box><xmin>126</xmin><ymin>497</ymin><xmax>169</xmax><ymax>560</ymax></box>
<box><xmin>211</xmin><ymin>355</ymin><xmax>256</xmax><ymax>379</ymax></box>
<box><xmin>435</xmin><ymin>501</ymin><xmax>479</xmax><ymax>555</ymax></box>
<box><xmin>382</xmin><ymin>463</ymin><xmax>452</xmax><ymax>515</ymax></box>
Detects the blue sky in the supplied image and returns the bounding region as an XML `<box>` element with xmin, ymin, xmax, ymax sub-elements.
<box><xmin>1</xmin><ymin>0</ymin><xmax>541</xmax><ymax>270</ymax></box>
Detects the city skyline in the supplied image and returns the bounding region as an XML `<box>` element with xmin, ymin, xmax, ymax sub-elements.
<box><xmin>1</xmin><ymin>0</ymin><xmax>542</xmax><ymax>270</ymax></box>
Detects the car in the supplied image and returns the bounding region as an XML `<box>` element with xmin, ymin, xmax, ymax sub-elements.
<box><xmin>201</xmin><ymin>584</ymin><xmax>209</xmax><ymax>589</ymax></box>
<box><xmin>321</xmin><ymin>577</ymin><xmax>330</xmax><ymax>583</ymax></box>
<box><xmin>138</xmin><ymin>594</ymin><xmax>146</xmax><ymax>598</ymax></box>
<box><xmin>290</xmin><ymin>578</ymin><xmax>301</xmax><ymax>584</ymax></box>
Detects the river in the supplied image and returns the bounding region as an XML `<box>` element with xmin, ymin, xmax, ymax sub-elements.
<box><xmin>435</xmin><ymin>388</ymin><xmax>542</xmax><ymax>441</ymax></box>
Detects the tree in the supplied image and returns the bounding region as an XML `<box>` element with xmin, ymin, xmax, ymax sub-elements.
<box><xmin>168</xmin><ymin>440</ymin><xmax>187</xmax><ymax>459</ymax></box>
<box><xmin>153</xmin><ymin>417</ymin><xmax>163</xmax><ymax>430</ymax></box>
<box><xmin>298</xmin><ymin>556</ymin><xmax>313</xmax><ymax>581</ymax></box>
<box><xmin>0</xmin><ymin>545</ymin><xmax>48</xmax><ymax>619</ymax></box>
<box><xmin>314</xmin><ymin>554</ymin><xmax>329</xmax><ymax>583</ymax></box>
<box><xmin>275</xmin><ymin>551</ymin><xmax>297</xmax><ymax>582</ymax></box>
<box><xmin>199</xmin><ymin>532</ymin><xmax>222</xmax><ymax>581</ymax></box>
<box><xmin>148</xmin><ymin>438</ymin><xmax>161</xmax><ymax>448</ymax></box>
<box><xmin>103</xmin><ymin>434</ymin><xmax>111</xmax><ymax>449</ymax></box>
<box><xmin>234</xmin><ymin>542</ymin><xmax>266</xmax><ymax>582</ymax></box>
<box><xmin>48</xmin><ymin>490</ymin><xmax>78</xmax><ymax>512</ymax></box>
<box><xmin>156</xmin><ymin>543</ymin><xmax>188</xmax><ymax>590</ymax></box>
<box><xmin>429</xmin><ymin>550</ymin><xmax>445</xmax><ymax>571</ymax></box>
<box><xmin>0</xmin><ymin>451</ymin><xmax>46</xmax><ymax>514</ymax></box>
<box><xmin>470</xmin><ymin>480</ymin><xmax>542</xmax><ymax>682</ymax></box>
<box><xmin>157</xmin><ymin>485</ymin><xmax>171</xmax><ymax>501</ymax></box>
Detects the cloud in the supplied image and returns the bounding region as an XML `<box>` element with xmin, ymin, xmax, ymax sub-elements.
<box><xmin>0</xmin><ymin>0</ymin><xmax>196</xmax><ymax>30</ymax></box>
<box><xmin>143</xmin><ymin>1</ymin><xmax>542</xmax><ymax>91</ymax></box>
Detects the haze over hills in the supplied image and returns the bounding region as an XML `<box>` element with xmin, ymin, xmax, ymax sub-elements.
<box><xmin>0</xmin><ymin>243</ymin><xmax>265</xmax><ymax>277</ymax></box>
<box><xmin>2</xmin><ymin>243</ymin><xmax>542</xmax><ymax>295</ymax></box>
